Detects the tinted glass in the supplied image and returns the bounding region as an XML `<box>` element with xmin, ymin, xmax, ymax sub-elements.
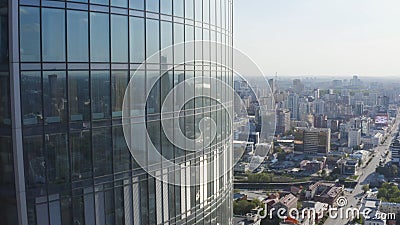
<box><xmin>90</xmin><ymin>12</ymin><xmax>109</xmax><ymax>62</ymax></box>
<box><xmin>160</xmin><ymin>0</ymin><xmax>172</xmax><ymax>15</ymax></box>
<box><xmin>90</xmin><ymin>0</ymin><xmax>108</xmax><ymax>5</ymax></box>
<box><xmin>0</xmin><ymin>73</ymin><xmax>10</xmax><ymax>127</ymax></box>
<box><xmin>130</xmin><ymin>17</ymin><xmax>145</xmax><ymax>63</ymax></box>
<box><xmin>70</xmin><ymin>130</ymin><xmax>92</xmax><ymax>180</ymax></box>
<box><xmin>111</xmin><ymin>15</ymin><xmax>128</xmax><ymax>62</ymax></box>
<box><xmin>146</xmin><ymin>0</ymin><xmax>159</xmax><ymax>12</ymax></box>
<box><xmin>68</xmin><ymin>71</ymin><xmax>90</xmax><ymax>122</ymax></box>
<box><xmin>45</xmin><ymin>132</ymin><xmax>69</xmax><ymax>185</ymax></box>
<box><xmin>93</xmin><ymin>127</ymin><xmax>112</xmax><ymax>176</ymax></box>
<box><xmin>129</xmin><ymin>0</ymin><xmax>144</xmax><ymax>10</ymax></box>
<box><xmin>91</xmin><ymin>71</ymin><xmax>110</xmax><ymax>120</ymax></box>
<box><xmin>42</xmin><ymin>8</ymin><xmax>65</xmax><ymax>62</ymax></box>
<box><xmin>111</xmin><ymin>71</ymin><xmax>128</xmax><ymax>117</ymax></box>
<box><xmin>146</xmin><ymin>19</ymin><xmax>159</xmax><ymax>63</ymax></box>
<box><xmin>21</xmin><ymin>71</ymin><xmax>42</xmax><ymax>126</ymax></box>
<box><xmin>43</xmin><ymin>71</ymin><xmax>67</xmax><ymax>124</ymax></box>
<box><xmin>111</xmin><ymin>0</ymin><xmax>128</xmax><ymax>7</ymax></box>
<box><xmin>67</xmin><ymin>10</ymin><xmax>89</xmax><ymax>62</ymax></box>
<box><xmin>20</xmin><ymin>7</ymin><xmax>40</xmax><ymax>62</ymax></box>
<box><xmin>173</xmin><ymin>0</ymin><xmax>184</xmax><ymax>17</ymax></box>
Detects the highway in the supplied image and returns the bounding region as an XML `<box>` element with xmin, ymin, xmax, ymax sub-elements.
<box><xmin>324</xmin><ymin>114</ymin><xmax>399</xmax><ymax>225</ymax></box>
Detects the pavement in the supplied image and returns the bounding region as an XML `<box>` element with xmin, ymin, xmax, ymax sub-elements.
<box><xmin>324</xmin><ymin>114</ymin><xmax>399</xmax><ymax>225</ymax></box>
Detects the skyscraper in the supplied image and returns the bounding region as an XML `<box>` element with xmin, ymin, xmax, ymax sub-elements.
<box><xmin>1</xmin><ymin>0</ymin><xmax>234</xmax><ymax>224</ymax></box>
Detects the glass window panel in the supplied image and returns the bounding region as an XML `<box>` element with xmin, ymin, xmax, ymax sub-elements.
<box><xmin>173</xmin><ymin>23</ymin><xmax>184</xmax><ymax>63</ymax></box>
<box><xmin>129</xmin><ymin>17</ymin><xmax>145</xmax><ymax>63</ymax></box>
<box><xmin>114</xmin><ymin>186</ymin><xmax>125</xmax><ymax>225</ymax></box>
<box><xmin>111</xmin><ymin>71</ymin><xmax>128</xmax><ymax>117</ymax></box>
<box><xmin>203</xmin><ymin>0</ymin><xmax>209</xmax><ymax>23</ymax></box>
<box><xmin>21</xmin><ymin>71</ymin><xmax>42</xmax><ymax>126</ymax></box>
<box><xmin>129</xmin><ymin>0</ymin><xmax>144</xmax><ymax>10</ymax></box>
<box><xmin>68</xmin><ymin>71</ymin><xmax>90</xmax><ymax>122</ymax></box>
<box><xmin>67</xmin><ymin>10</ymin><xmax>89</xmax><ymax>62</ymax></box>
<box><xmin>24</xmin><ymin>134</ymin><xmax>46</xmax><ymax>188</ymax></box>
<box><xmin>111</xmin><ymin>15</ymin><xmax>128</xmax><ymax>62</ymax></box>
<box><xmin>210</xmin><ymin>0</ymin><xmax>215</xmax><ymax>25</ymax></box>
<box><xmin>105</xmin><ymin>189</ymin><xmax>115</xmax><ymax>225</ymax></box>
<box><xmin>173</xmin><ymin>0</ymin><xmax>184</xmax><ymax>17</ymax></box>
<box><xmin>146</xmin><ymin>19</ymin><xmax>159</xmax><ymax>63</ymax></box>
<box><xmin>185</xmin><ymin>0</ymin><xmax>194</xmax><ymax>20</ymax></box>
<box><xmin>90</xmin><ymin>0</ymin><xmax>108</xmax><ymax>5</ymax></box>
<box><xmin>70</xmin><ymin>130</ymin><xmax>92</xmax><ymax>180</ymax></box>
<box><xmin>0</xmin><ymin>136</ymin><xmax>13</xmax><ymax>186</ymax></box>
<box><xmin>111</xmin><ymin>0</ymin><xmax>128</xmax><ymax>7</ymax></box>
<box><xmin>42</xmin><ymin>8</ymin><xmax>65</xmax><ymax>62</ymax></box>
<box><xmin>113</xmin><ymin>125</ymin><xmax>130</xmax><ymax>173</ymax></box>
<box><xmin>93</xmin><ymin>127</ymin><xmax>112</xmax><ymax>176</ymax></box>
<box><xmin>90</xmin><ymin>12</ymin><xmax>109</xmax><ymax>62</ymax></box>
<box><xmin>146</xmin><ymin>0</ymin><xmax>159</xmax><ymax>12</ymax></box>
<box><xmin>161</xmin><ymin>21</ymin><xmax>172</xmax><ymax>64</ymax></box>
<box><xmin>91</xmin><ymin>71</ymin><xmax>110</xmax><ymax>120</ymax></box>
<box><xmin>195</xmin><ymin>0</ymin><xmax>202</xmax><ymax>22</ymax></box>
<box><xmin>43</xmin><ymin>71</ymin><xmax>67</xmax><ymax>124</ymax></box>
<box><xmin>72</xmin><ymin>196</ymin><xmax>85</xmax><ymax>225</ymax></box>
<box><xmin>160</xmin><ymin>0</ymin><xmax>172</xmax><ymax>15</ymax></box>
<box><xmin>20</xmin><ymin>7</ymin><xmax>40</xmax><ymax>62</ymax></box>
<box><xmin>0</xmin><ymin>6</ymin><xmax>8</xmax><ymax>64</ymax></box>
<box><xmin>0</xmin><ymin>73</ymin><xmax>11</xmax><ymax>127</ymax></box>
<box><xmin>45</xmin><ymin>132</ymin><xmax>69</xmax><ymax>185</ymax></box>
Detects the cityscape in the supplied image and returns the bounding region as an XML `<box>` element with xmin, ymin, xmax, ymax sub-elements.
<box><xmin>0</xmin><ymin>0</ymin><xmax>399</xmax><ymax>225</ymax></box>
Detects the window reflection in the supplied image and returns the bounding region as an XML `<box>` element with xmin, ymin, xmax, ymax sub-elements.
<box><xmin>70</xmin><ymin>130</ymin><xmax>92</xmax><ymax>180</ymax></box>
<box><xmin>42</xmin><ymin>8</ymin><xmax>65</xmax><ymax>62</ymax></box>
<box><xmin>68</xmin><ymin>71</ymin><xmax>90</xmax><ymax>122</ymax></box>
<box><xmin>43</xmin><ymin>71</ymin><xmax>67</xmax><ymax>124</ymax></box>
<box><xmin>24</xmin><ymin>134</ymin><xmax>45</xmax><ymax>187</ymax></box>
<box><xmin>111</xmin><ymin>0</ymin><xmax>127</xmax><ymax>7</ymax></box>
<box><xmin>146</xmin><ymin>19</ymin><xmax>159</xmax><ymax>63</ymax></box>
<box><xmin>20</xmin><ymin>7</ymin><xmax>40</xmax><ymax>62</ymax></box>
<box><xmin>146</xmin><ymin>0</ymin><xmax>159</xmax><ymax>12</ymax></box>
<box><xmin>113</xmin><ymin>126</ymin><xmax>130</xmax><ymax>173</ymax></box>
<box><xmin>173</xmin><ymin>0</ymin><xmax>184</xmax><ymax>17</ymax></box>
<box><xmin>185</xmin><ymin>0</ymin><xmax>194</xmax><ymax>20</ymax></box>
<box><xmin>90</xmin><ymin>12</ymin><xmax>109</xmax><ymax>62</ymax></box>
<box><xmin>91</xmin><ymin>71</ymin><xmax>110</xmax><ymax>120</ymax></box>
<box><xmin>0</xmin><ymin>73</ymin><xmax>10</xmax><ymax>127</ymax></box>
<box><xmin>111</xmin><ymin>15</ymin><xmax>128</xmax><ymax>62</ymax></box>
<box><xmin>0</xmin><ymin>4</ymin><xmax>8</xmax><ymax>64</ymax></box>
<box><xmin>129</xmin><ymin>0</ymin><xmax>144</xmax><ymax>10</ymax></box>
<box><xmin>93</xmin><ymin>127</ymin><xmax>112</xmax><ymax>177</ymax></box>
<box><xmin>111</xmin><ymin>71</ymin><xmax>128</xmax><ymax>117</ymax></box>
<box><xmin>160</xmin><ymin>0</ymin><xmax>172</xmax><ymax>15</ymax></box>
<box><xmin>45</xmin><ymin>132</ymin><xmax>69</xmax><ymax>184</ymax></box>
<box><xmin>67</xmin><ymin>10</ymin><xmax>88</xmax><ymax>62</ymax></box>
<box><xmin>90</xmin><ymin>0</ymin><xmax>108</xmax><ymax>5</ymax></box>
<box><xmin>130</xmin><ymin>17</ymin><xmax>145</xmax><ymax>63</ymax></box>
<box><xmin>21</xmin><ymin>71</ymin><xmax>42</xmax><ymax>126</ymax></box>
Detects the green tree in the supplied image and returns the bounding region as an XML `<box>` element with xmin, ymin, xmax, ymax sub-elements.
<box><xmin>362</xmin><ymin>184</ymin><xmax>370</xmax><ymax>193</ymax></box>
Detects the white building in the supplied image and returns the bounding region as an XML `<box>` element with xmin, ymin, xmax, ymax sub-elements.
<box><xmin>348</xmin><ymin>128</ymin><xmax>361</xmax><ymax>148</ymax></box>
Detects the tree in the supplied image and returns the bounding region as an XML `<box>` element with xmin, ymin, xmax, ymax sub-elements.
<box><xmin>362</xmin><ymin>184</ymin><xmax>370</xmax><ymax>194</ymax></box>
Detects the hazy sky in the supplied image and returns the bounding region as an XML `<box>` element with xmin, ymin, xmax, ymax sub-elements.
<box><xmin>234</xmin><ymin>0</ymin><xmax>400</xmax><ymax>77</ymax></box>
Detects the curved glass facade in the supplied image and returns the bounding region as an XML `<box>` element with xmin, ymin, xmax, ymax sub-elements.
<box><xmin>15</xmin><ymin>0</ymin><xmax>233</xmax><ymax>225</ymax></box>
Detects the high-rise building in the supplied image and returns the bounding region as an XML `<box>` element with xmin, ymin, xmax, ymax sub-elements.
<box><xmin>1</xmin><ymin>1</ymin><xmax>234</xmax><ymax>225</ymax></box>
<box><xmin>287</xmin><ymin>92</ymin><xmax>299</xmax><ymax>121</ymax></box>
<box><xmin>275</xmin><ymin>109</ymin><xmax>291</xmax><ymax>135</ymax></box>
<box><xmin>294</xmin><ymin>128</ymin><xmax>331</xmax><ymax>155</ymax></box>
<box><xmin>348</xmin><ymin>129</ymin><xmax>362</xmax><ymax>148</ymax></box>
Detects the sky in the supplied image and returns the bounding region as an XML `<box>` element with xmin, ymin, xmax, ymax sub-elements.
<box><xmin>234</xmin><ymin>0</ymin><xmax>400</xmax><ymax>77</ymax></box>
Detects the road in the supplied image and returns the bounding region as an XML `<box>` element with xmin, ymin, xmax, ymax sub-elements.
<box><xmin>324</xmin><ymin>114</ymin><xmax>399</xmax><ymax>225</ymax></box>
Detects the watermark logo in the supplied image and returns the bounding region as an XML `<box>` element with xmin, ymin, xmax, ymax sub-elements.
<box><xmin>122</xmin><ymin>41</ymin><xmax>276</xmax><ymax>186</ymax></box>
<box><xmin>336</xmin><ymin>196</ymin><xmax>348</xmax><ymax>207</ymax></box>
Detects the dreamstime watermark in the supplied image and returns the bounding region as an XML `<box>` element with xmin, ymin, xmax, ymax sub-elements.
<box><xmin>254</xmin><ymin>197</ymin><xmax>396</xmax><ymax>221</ymax></box>
<box><xmin>122</xmin><ymin>41</ymin><xmax>276</xmax><ymax>186</ymax></box>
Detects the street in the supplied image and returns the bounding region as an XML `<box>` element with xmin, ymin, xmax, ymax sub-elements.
<box><xmin>324</xmin><ymin>114</ymin><xmax>399</xmax><ymax>225</ymax></box>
